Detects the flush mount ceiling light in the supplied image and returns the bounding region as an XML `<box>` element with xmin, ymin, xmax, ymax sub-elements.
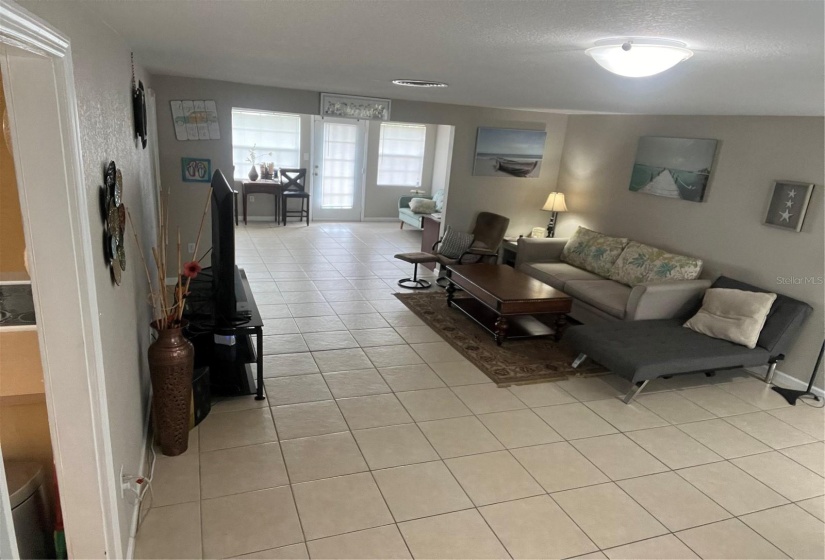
<box><xmin>392</xmin><ymin>79</ymin><xmax>448</xmax><ymax>88</ymax></box>
<box><xmin>586</xmin><ymin>38</ymin><xmax>693</xmax><ymax>78</ymax></box>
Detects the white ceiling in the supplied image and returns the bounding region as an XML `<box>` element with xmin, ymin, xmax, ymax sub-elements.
<box><xmin>82</xmin><ymin>0</ymin><xmax>824</xmax><ymax>116</ymax></box>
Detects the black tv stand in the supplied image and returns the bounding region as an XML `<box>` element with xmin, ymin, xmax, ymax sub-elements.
<box><xmin>185</xmin><ymin>268</ymin><xmax>265</xmax><ymax>400</ymax></box>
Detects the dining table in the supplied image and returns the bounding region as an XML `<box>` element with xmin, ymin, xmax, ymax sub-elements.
<box><xmin>241</xmin><ymin>174</ymin><xmax>285</xmax><ymax>225</ymax></box>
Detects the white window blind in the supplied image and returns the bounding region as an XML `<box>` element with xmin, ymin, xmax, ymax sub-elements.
<box><xmin>377</xmin><ymin>123</ymin><xmax>426</xmax><ymax>187</ymax></box>
<box><xmin>231</xmin><ymin>109</ymin><xmax>301</xmax><ymax>179</ymax></box>
<box><xmin>321</xmin><ymin>122</ymin><xmax>358</xmax><ymax>209</ymax></box>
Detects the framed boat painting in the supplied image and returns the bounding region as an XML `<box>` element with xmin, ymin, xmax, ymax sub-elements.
<box><xmin>764</xmin><ymin>181</ymin><xmax>814</xmax><ymax>232</ymax></box>
<box><xmin>473</xmin><ymin>127</ymin><xmax>547</xmax><ymax>178</ymax></box>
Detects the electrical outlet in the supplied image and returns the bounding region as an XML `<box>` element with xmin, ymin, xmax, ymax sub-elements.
<box><xmin>249</xmin><ymin>195</ymin><xmax>255</xmax><ymax>202</ymax></box>
<box><xmin>188</xmin><ymin>243</ymin><xmax>195</xmax><ymax>255</ymax></box>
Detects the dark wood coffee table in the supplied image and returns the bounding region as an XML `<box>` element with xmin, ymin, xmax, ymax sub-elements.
<box><xmin>446</xmin><ymin>264</ymin><xmax>572</xmax><ymax>345</ymax></box>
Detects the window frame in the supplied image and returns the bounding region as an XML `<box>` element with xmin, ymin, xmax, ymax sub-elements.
<box><xmin>230</xmin><ymin>107</ymin><xmax>302</xmax><ymax>180</ymax></box>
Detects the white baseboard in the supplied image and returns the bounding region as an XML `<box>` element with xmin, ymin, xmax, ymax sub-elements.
<box><xmin>243</xmin><ymin>216</ymin><xmax>277</xmax><ymax>222</ymax></box>
<box><xmin>745</xmin><ymin>365</ymin><xmax>824</xmax><ymax>398</ymax></box>
<box><xmin>362</xmin><ymin>217</ymin><xmax>399</xmax><ymax>222</ymax></box>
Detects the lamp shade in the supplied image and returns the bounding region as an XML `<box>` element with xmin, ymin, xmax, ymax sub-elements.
<box><xmin>586</xmin><ymin>39</ymin><xmax>693</xmax><ymax>78</ymax></box>
<box><xmin>542</xmin><ymin>192</ymin><xmax>568</xmax><ymax>212</ymax></box>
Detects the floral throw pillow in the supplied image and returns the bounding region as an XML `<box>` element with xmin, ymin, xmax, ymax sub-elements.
<box><xmin>609</xmin><ymin>241</ymin><xmax>703</xmax><ymax>286</ymax></box>
<box><xmin>560</xmin><ymin>226</ymin><xmax>629</xmax><ymax>276</ymax></box>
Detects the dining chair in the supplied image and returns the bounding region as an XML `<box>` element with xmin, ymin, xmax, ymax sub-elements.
<box><xmin>279</xmin><ymin>168</ymin><xmax>310</xmax><ymax>226</ymax></box>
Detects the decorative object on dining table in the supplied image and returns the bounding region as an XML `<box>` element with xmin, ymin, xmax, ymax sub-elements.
<box><xmin>542</xmin><ymin>192</ymin><xmax>568</xmax><ymax>238</ymax></box>
<box><xmin>245</xmin><ymin>144</ymin><xmax>271</xmax><ymax>181</ymax></box>
<box><xmin>629</xmin><ymin>136</ymin><xmax>718</xmax><ymax>202</ymax></box>
<box><xmin>181</xmin><ymin>157</ymin><xmax>211</xmax><ymax>183</ymax></box>
<box><xmin>260</xmin><ymin>163</ymin><xmax>278</xmax><ymax>181</ymax></box>
<box><xmin>126</xmin><ymin>181</ymin><xmax>212</xmax><ymax>456</ymax></box>
<box><xmin>261</xmin><ymin>162</ymin><xmax>276</xmax><ymax>181</ymax></box>
<box><xmin>102</xmin><ymin>161</ymin><xmax>127</xmax><ymax>285</ymax></box>
<box><xmin>320</xmin><ymin>93</ymin><xmax>391</xmax><ymax>121</ymax></box>
<box><xmin>763</xmin><ymin>180</ymin><xmax>814</xmax><ymax>232</ymax></box>
<box><xmin>473</xmin><ymin>127</ymin><xmax>547</xmax><ymax>178</ymax></box>
<box><xmin>170</xmin><ymin>99</ymin><xmax>220</xmax><ymax>141</ymax></box>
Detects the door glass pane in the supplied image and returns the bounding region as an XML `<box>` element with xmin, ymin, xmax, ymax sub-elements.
<box><xmin>321</xmin><ymin>122</ymin><xmax>357</xmax><ymax>209</ymax></box>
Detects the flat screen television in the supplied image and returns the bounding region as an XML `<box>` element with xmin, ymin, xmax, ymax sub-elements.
<box><xmin>210</xmin><ymin>170</ymin><xmax>249</xmax><ymax>325</ymax></box>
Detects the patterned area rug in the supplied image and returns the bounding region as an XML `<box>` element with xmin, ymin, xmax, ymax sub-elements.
<box><xmin>395</xmin><ymin>291</ymin><xmax>606</xmax><ymax>386</ymax></box>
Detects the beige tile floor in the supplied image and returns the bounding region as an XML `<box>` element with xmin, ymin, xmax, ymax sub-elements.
<box><xmin>135</xmin><ymin>222</ymin><xmax>825</xmax><ymax>560</ymax></box>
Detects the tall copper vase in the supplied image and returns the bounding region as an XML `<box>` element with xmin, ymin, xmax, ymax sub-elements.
<box><xmin>149</xmin><ymin>323</ymin><xmax>194</xmax><ymax>456</ymax></box>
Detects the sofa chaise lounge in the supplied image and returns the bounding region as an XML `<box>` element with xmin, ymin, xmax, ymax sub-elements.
<box><xmin>564</xmin><ymin>276</ymin><xmax>813</xmax><ymax>403</ymax></box>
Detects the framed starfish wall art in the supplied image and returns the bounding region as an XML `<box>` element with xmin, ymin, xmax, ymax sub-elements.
<box><xmin>764</xmin><ymin>180</ymin><xmax>814</xmax><ymax>232</ymax></box>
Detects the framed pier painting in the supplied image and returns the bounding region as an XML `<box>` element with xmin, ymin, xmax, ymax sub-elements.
<box><xmin>628</xmin><ymin>136</ymin><xmax>718</xmax><ymax>202</ymax></box>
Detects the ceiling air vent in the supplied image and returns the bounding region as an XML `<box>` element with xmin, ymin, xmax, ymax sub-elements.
<box><xmin>392</xmin><ymin>79</ymin><xmax>448</xmax><ymax>88</ymax></box>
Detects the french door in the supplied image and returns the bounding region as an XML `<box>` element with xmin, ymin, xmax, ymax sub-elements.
<box><xmin>311</xmin><ymin>116</ymin><xmax>366</xmax><ymax>221</ymax></box>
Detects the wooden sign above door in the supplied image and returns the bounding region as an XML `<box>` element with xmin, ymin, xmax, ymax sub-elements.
<box><xmin>320</xmin><ymin>93</ymin><xmax>391</xmax><ymax>121</ymax></box>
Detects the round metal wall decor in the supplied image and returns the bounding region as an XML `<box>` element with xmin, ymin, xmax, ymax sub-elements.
<box><xmin>102</xmin><ymin>160</ymin><xmax>127</xmax><ymax>285</ymax></box>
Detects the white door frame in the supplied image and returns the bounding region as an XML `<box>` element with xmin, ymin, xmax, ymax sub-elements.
<box><xmin>0</xmin><ymin>450</ymin><xmax>18</xmax><ymax>558</ymax></box>
<box><xmin>309</xmin><ymin>115</ymin><xmax>367</xmax><ymax>221</ymax></box>
<box><xmin>0</xmin><ymin>2</ymin><xmax>120</xmax><ymax>557</ymax></box>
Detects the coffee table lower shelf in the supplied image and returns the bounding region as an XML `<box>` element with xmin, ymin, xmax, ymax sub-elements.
<box><xmin>449</xmin><ymin>296</ymin><xmax>558</xmax><ymax>345</ymax></box>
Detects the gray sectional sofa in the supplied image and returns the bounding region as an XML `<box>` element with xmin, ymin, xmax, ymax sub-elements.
<box><xmin>515</xmin><ymin>230</ymin><xmax>711</xmax><ymax>324</ymax></box>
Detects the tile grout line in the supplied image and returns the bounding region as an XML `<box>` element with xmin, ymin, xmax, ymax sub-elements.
<box><xmin>163</xmin><ymin>224</ymin><xmax>823</xmax><ymax>558</ymax></box>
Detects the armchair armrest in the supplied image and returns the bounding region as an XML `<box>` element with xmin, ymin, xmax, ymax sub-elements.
<box><xmin>398</xmin><ymin>195</ymin><xmax>433</xmax><ymax>210</ymax></box>
<box><xmin>515</xmin><ymin>238</ymin><xmax>569</xmax><ymax>268</ymax></box>
<box><xmin>625</xmin><ymin>279</ymin><xmax>712</xmax><ymax>321</ymax></box>
<box><xmin>458</xmin><ymin>247</ymin><xmax>499</xmax><ymax>264</ymax></box>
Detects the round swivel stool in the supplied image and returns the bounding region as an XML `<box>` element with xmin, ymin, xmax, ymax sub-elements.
<box><xmin>394</xmin><ymin>252</ymin><xmax>438</xmax><ymax>290</ymax></box>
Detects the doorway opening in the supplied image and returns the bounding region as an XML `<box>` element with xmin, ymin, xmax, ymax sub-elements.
<box><xmin>230</xmin><ymin>109</ymin><xmax>454</xmax><ymax>228</ymax></box>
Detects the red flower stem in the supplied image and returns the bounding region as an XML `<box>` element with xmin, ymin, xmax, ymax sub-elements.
<box><xmin>126</xmin><ymin>208</ymin><xmax>159</xmax><ymax>324</ymax></box>
<box><xmin>177</xmin><ymin>187</ymin><xmax>213</xmax><ymax>322</ymax></box>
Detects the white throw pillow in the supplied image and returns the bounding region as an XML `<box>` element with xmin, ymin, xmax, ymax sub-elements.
<box><xmin>409</xmin><ymin>198</ymin><xmax>436</xmax><ymax>214</ymax></box>
<box><xmin>684</xmin><ymin>288</ymin><xmax>777</xmax><ymax>349</ymax></box>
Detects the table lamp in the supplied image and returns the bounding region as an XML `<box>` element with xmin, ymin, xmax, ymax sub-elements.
<box><xmin>542</xmin><ymin>192</ymin><xmax>568</xmax><ymax>237</ymax></box>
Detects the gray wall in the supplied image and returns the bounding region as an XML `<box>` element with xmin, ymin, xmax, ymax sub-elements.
<box><xmin>19</xmin><ymin>2</ymin><xmax>159</xmax><ymax>556</ymax></box>
<box><xmin>151</xmin><ymin>75</ymin><xmax>569</xmax><ymax>257</ymax></box>
<box><xmin>431</xmin><ymin>124</ymin><xmax>453</xmax><ymax>194</ymax></box>
<box><xmin>556</xmin><ymin>115</ymin><xmax>824</xmax><ymax>386</ymax></box>
<box><xmin>363</xmin><ymin>121</ymin><xmax>438</xmax><ymax>219</ymax></box>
